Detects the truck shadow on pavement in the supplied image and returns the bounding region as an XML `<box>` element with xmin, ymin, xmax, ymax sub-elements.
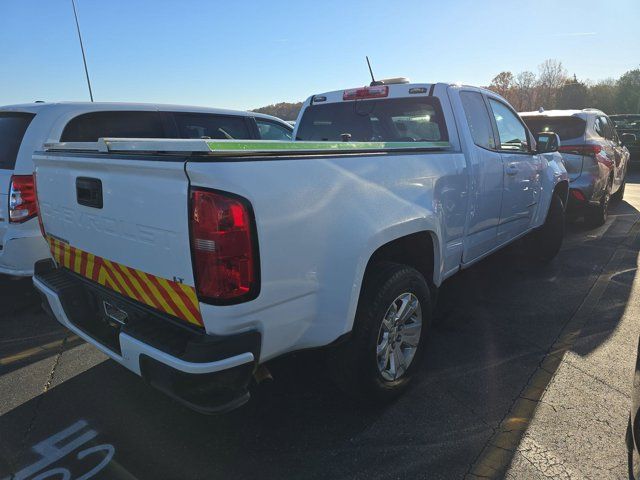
<box><xmin>0</xmin><ymin>199</ymin><xmax>638</xmax><ymax>480</ymax></box>
<box><xmin>0</xmin><ymin>276</ymin><xmax>84</xmax><ymax>376</ymax></box>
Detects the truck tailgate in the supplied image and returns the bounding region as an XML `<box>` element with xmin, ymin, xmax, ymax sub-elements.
<box><xmin>33</xmin><ymin>152</ymin><xmax>202</xmax><ymax>327</ymax></box>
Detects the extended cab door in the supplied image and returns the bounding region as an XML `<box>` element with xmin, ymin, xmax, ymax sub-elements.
<box><xmin>457</xmin><ymin>91</ymin><xmax>504</xmax><ymax>263</ymax></box>
<box><xmin>486</xmin><ymin>98</ymin><xmax>542</xmax><ymax>245</ymax></box>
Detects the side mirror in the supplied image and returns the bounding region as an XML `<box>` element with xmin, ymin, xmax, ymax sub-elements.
<box><xmin>536</xmin><ymin>132</ymin><xmax>560</xmax><ymax>153</ymax></box>
<box><xmin>621</xmin><ymin>133</ymin><xmax>637</xmax><ymax>145</ymax></box>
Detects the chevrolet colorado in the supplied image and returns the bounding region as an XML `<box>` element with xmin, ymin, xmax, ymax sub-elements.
<box><xmin>32</xmin><ymin>82</ymin><xmax>569</xmax><ymax>413</ymax></box>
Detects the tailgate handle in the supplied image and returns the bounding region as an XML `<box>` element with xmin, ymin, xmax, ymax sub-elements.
<box><xmin>76</xmin><ymin>177</ymin><xmax>103</xmax><ymax>209</ymax></box>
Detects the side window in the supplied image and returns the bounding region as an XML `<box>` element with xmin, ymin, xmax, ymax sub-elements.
<box><xmin>173</xmin><ymin>113</ymin><xmax>251</xmax><ymax>140</ymax></box>
<box><xmin>600</xmin><ymin>116</ymin><xmax>614</xmax><ymax>140</ymax></box>
<box><xmin>256</xmin><ymin>119</ymin><xmax>292</xmax><ymax>140</ymax></box>
<box><xmin>488</xmin><ymin>99</ymin><xmax>529</xmax><ymax>152</ymax></box>
<box><xmin>0</xmin><ymin>113</ymin><xmax>35</xmax><ymax>169</ymax></box>
<box><xmin>460</xmin><ymin>91</ymin><xmax>496</xmax><ymax>150</ymax></box>
<box><xmin>594</xmin><ymin>117</ymin><xmax>606</xmax><ymax>138</ymax></box>
<box><xmin>61</xmin><ymin>111</ymin><xmax>166</xmax><ymax>141</ymax></box>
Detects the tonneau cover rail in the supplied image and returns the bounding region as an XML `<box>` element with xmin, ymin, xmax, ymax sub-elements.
<box><xmin>43</xmin><ymin>138</ymin><xmax>452</xmax><ymax>157</ymax></box>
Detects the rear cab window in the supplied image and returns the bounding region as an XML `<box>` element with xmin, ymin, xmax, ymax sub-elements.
<box><xmin>61</xmin><ymin>111</ymin><xmax>166</xmax><ymax>141</ymax></box>
<box><xmin>521</xmin><ymin>115</ymin><xmax>586</xmax><ymax>142</ymax></box>
<box><xmin>296</xmin><ymin>97</ymin><xmax>448</xmax><ymax>142</ymax></box>
<box><xmin>0</xmin><ymin>112</ymin><xmax>35</xmax><ymax>169</ymax></box>
<box><xmin>173</xmin><ymin>113</ymin><xmax>251</xmax><ymax>139</ymax></box>
<box><xmin>61</xmin><ymin>111</ymin><xmax>257</xmax><ymax>142</ymax></box>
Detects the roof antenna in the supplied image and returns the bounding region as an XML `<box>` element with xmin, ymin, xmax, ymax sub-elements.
<box><xmin>366</xmin><ymin>56</ymin><xmax>383</xmax><ymax>87</ymax></box>
<box><xmin>71</xmin><ymin>0</ymin><xmax>94</xmax><ymax>102</ymax></box>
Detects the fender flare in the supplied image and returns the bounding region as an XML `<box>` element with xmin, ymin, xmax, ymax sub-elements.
<box><xmin>343</xmin><ymin>217</ymin><xmax>442</xmax><ymax>333</ymax></box>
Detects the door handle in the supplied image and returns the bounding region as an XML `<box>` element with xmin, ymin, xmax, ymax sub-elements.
<box><xmin>506</xmin><ymin>163</ymin><xmax>519</xmax><ymax>176</ymax></box>
<box><xmin>76</xmin><ymin>177</ymin><xmax>103</xmax><ymax>209</ymax></box>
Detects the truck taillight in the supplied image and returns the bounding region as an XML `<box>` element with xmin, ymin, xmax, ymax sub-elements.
<box><xmin>33</xmin><ymin>173</ymin><xmax>46</xmax><ymax>238</ymax></box>
<box><xmin>9</xmin><ymin>175</ymin><xmax>37</xmax><ymax>223</ymax></box>
<box><xmin>343</xmin><ymin>85</ymin><xmax>389</xmax><ymax>100</ymax></box>
<box><xmin>190</xmin><ymin>188</ymin><xmax>258</xmax><ymax>303</ymax></box>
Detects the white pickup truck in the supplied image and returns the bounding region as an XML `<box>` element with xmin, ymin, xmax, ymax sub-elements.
<box><xmin>32</xmin><ymin>82</ymin><xmax>568</xmax><ymax>413</ymax></box>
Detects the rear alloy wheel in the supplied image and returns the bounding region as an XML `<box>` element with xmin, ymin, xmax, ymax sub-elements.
<box><xmin>585</xmin><ymin>184</ymin><xmax>611</xmax><ymax>228</ymax></box>
<box><xmin>376</xmin><ymin>292</ymin><xmax>423</xmax><ymax>381</ymax></box>
<box><xmin>328</xmin><ymin>262</ymin><xmax>431</xmax><ymax>403</ymax></box>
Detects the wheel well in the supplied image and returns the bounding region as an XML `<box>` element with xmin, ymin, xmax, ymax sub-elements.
<box><xmin>553</xmin><ymin>181</ymin><xmax>569</xmax><ymax>209</ymax></box>
<box><xmin>364</xmin><ymin>232</ymin><xmax>435</xmax><ymax>287</ymax></box>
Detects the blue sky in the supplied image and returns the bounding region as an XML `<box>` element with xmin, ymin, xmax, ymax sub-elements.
<box><xmin>1</xmin><ymin>0</ymin><xmax>638</xmax><ymax>110</ymax></box>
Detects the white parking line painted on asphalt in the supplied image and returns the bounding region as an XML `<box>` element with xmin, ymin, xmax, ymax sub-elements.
<box><xmin>3</xmin><ymin>420</ymin><xmax>114</xmax><ymax>480</ymax></box>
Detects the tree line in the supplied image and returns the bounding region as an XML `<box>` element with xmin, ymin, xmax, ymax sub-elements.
<box><xmin>252</xmin><ymin>61</ymin><xmax>640</xmax><ymax>120</ymax></box>
<box><xmin>487</xmin><ymin>59</ymin><xmax>640</xmax><ymax>114</ymax></box>
<box><xmin>252</xmin><ymin>102</ymin><xmax>303</xmax><ymax>121</ymax></box>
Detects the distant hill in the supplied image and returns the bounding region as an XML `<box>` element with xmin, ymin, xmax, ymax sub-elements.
<box><xmin>252</xmin><ymin>102</ymin><xmax>303</xmax><ymax>121</ymax></box>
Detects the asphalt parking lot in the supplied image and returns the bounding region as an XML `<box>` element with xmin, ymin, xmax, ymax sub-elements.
<box><xmin>1</xmin><ymin>172</ymin><xmax>639</xmax><ymax>480</ymax></box>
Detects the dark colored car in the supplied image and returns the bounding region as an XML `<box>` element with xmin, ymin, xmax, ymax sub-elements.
<box><xmin>611</xmin><ymin>114</ymin><xmax>640</xmax><ymax>162</ymax></box>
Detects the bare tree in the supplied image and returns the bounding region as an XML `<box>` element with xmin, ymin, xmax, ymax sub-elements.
<box><xmin>537</xmin><ymin>59</ymin><xmax>567</xmax><ymax>109</ymax></box>
<box><xmin>513</xmin><ymin>71</ymin><xmax>537</xmax><ymax>111</ymax></box>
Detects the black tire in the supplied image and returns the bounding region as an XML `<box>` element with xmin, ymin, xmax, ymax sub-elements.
<box><xmin>585</xmin><ymin>183</ymin><xmax>611</xmax><ymax>228</ymax></box>
<box><xmin>328</xmin><ymin>262</ymin><xmax>431</xmax><ymax>403</ymax></box>
<box><xmin>526</xmin><ymin>193</ymin><xmax>565</xmax><ymax>263</ymax></box>
<box><xmin>612</xmin><ymin>178</ymin><xmax>626</xmax><ymax>204</ymax></box>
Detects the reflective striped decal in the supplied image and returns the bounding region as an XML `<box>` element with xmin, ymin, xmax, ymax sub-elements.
<box><xmin>47</xmin><ymin>236</ymin><xmax>203</xmax><ymax>327</ymax></box>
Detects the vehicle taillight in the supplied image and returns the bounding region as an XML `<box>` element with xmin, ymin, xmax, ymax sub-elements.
<box><xmin>559</xmin><ymin>144</ymin><xmax>612</xmax><ymax>167</ymax></box>
<box><xmin>9</xmin><ymin>175</ymin><xmax>37</xmax><ymax>223</ymax></box>
<box><xmin>558</xmin><ymin>144</ymin><xmax>602</xmax><ymax>156</ymax></box>
<box><xmin>33</xmin><ymin>173</ymin><xmax>46</xmax><ymax>238</ymax></box>
<box><xmin>571</xmin><ymin>189</ymin><xmax>586</xmax><ymax>202</ymax></box>
<box><xmin>343</xmin><ymin>85</ymin><xmax>389</xmax><ymax>101</ymax></box>
<box><xmin>190</xmin><ymin>188</ymin><xmax>258</xmax><ymax>303</ymax></box>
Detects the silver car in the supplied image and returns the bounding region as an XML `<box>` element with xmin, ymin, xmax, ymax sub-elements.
<box><xmin>521</xmin><ymin>109</ymin><xmax>630</xmax><ymax>227</ymax></box>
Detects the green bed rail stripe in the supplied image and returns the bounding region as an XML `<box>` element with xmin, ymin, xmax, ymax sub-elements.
<box><xmin>206</xmin><ymin>140</ymin><xmax>451</xmax><ymax>152</ymax></box>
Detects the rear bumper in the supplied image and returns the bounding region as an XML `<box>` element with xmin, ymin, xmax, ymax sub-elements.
<box><xmin>0</xmin><ymin>227</ymin><xmax>49</xmax><ymax>276</ymax></box>
<box><xmin>567</xmin><ymin>170</ymin><xmax>604</xmax><ymax>212</ymax></box>
<box><xmin>33</xmin><ymin>260</ymin><xmax>260</xmax><ymax>414</ymax></box>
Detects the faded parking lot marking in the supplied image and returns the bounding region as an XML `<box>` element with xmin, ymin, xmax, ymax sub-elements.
<box><xmin>3</xmin><ymin>421</ymin><xmax>114</xmax><ymax>480</ymax></box>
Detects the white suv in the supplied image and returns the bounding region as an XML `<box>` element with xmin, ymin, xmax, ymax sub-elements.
<box><xmin>0</xmin><ymin>102</ymin><xmax>292</xmax><ymax>276</ymax></box>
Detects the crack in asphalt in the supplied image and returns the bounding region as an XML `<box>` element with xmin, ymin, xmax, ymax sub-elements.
<box><xmin>562</xmin><ymin>357</ymin><xmax>632</xmax><ymax>399</ymax></box>
<box><xmin>9</xmin><ymin>334</ymin><xmax>69</xmax><ymax>479</ymax></box>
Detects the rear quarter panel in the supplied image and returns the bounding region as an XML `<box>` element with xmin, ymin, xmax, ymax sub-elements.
<box><xmin>188</xmin><ymin>151</ymin><xmax>467</xmax><ymax>360</ymax></box>
<box><xmin>532</xmin><ymin>151</ymin><xmax>569</xmax><ymax>226</ymax></box>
